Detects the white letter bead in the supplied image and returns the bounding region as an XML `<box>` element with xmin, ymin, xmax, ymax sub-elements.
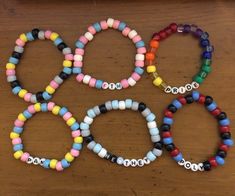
<box><xmin>178</xmin><ymin>86</ymin><xmax>186</xmax><ymax>94</ymax></box>
<box><xmin>143</xmin><ymin>157</ymin><xmax>151</xmax><ymax>165</ymax></box>
<box><xmin>147</xmin><ymin>121</ymin><xmax>157</xmax><ymax>129</ymax></box>
<box><xmin>135</xmin><ymin>54</ymin><xmax>145</xmax><ymax>61</ymax></box>
<box><xmin>27</xmin><ymin>156</ymin><xmax>34</xmax><ymax>164</ymax></box>
<box><xmin>171</xmin><ymin>87</ymin><xmax>179</xmax><ymax>94</ymax></box>
<box><xmin>84</xmin><ymin>32</ymin><xmax>93</xmax><ymax>41</ymax></box>
<box><xmin>102</xmin><ymin>82</ymin><xmax>109</xmax><ymax>89</ymax></box>
<box><xmin>184</xmin><ymin>161</ymin><xmax>192</xmax><ymax>169</ymax></box>
<box><xmin>107</xmin><ymin>18</ymin><xmax>114</xmax><ymax>27</ymax></box>
<box><xmin>98</xmin><ymin>148</ymin><xmax>107</xmax><ymax>158</ymax></box>
<box><xmin>108</xmin><ymin>83</ymin><xmax>116</xmax><ymax>90</ymax></box>
<box><xmin>33</xmin><ymin>157</ymin><xmax>40</xmax><ymax>165</ymax></box>
<box><xmin>130</xmin><ymin>159</ymin><xmax>138</xmax><ymax>167</ymax></box>
<box><xmin>84</xmin><ymin>116</ymin><xmax>93</xmax><ymax>124</ymax></box>
<box><xmin>128</xmin><ymin>30</ymin><xmax>138</xmax><ymax>39</ymax></box>
<box><xmin>117</xmin><ymin>157</ymin><xmax>124</xmax><ymax>165</ymax></box>
<box><xmin>115</xmin><ymin>83</ymin><xmax>122</xmax><ymax>90</ymax></box>
<box><xmin>127</xmin><ymin>77</ymin><xmax>136</xmax><ymax>86</ymax></box>
<box><xmin>137</xmin><ymin>159</ymin><xmax>144</xmax><ymax>167</ymax></box>
<box><xmin>185</xmin><ymin>83</ymin><xmax>192</xmax><ymax>91</ymax></box>
<box><xmin>83</xmin><ymin>75</ymin><xmax>91</xmax><ymax>84</ymax></box>
<box><xmin>74</xmin><ymin>54</ymin><xmax>83</xmax><ymax>61</ymax></box>
<box><xmin>164</xmin><ymin>86</ymin><xmax>172</xmax><ymax>93</ymax></box>
<box><xmin>119</xmin><ymin>101</ymin><xmax>126</xmax><ymax>110</ymax></box>
<box><xmin>198</xmin><ymin>163</ymin><xmax>204</xmax><ymax>171</ymax></box>
<box><xmin>178</xmin><ymin>158</ymin><xmax>185</xmax><ymax>166</ymax></box>
<box><xmin>123</xmin><ymin>159</ymin><xmax>131</xmax><ymax>167</ymax></box>
<box><xmin>191</xmin><ymin>163</ymin><xmax>199</xmax><ymax>171</ymax></box>
<box><xmin>192</xmin><ymin>81</ymin><xmax>199</xmax><ymax>89</ymax></box>
<box><xmin>40</xmin><ymin>158</ymin><xmax>46</xmax><ymax>166</ymax></box>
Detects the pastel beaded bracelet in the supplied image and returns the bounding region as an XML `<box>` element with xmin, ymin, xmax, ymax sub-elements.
<box><xmin>80</xmin><ymin>99</ymin><xmax>162</xmax><ymax>167</ymax></box>
<box><xmin>6</xmin><ymin>29</ymin><xmax>73</xmax><ymax>103</ymax></box>
<box><xmin>160</xmin><ymin>91</ymin><xmax>233</xmax><ymax>171</ymax></box>
<box><xmin>73</xmin><ymin>18</ymin><xmax>146</xmax><ymax>90</ymax></box>
<box><xmin>146</xmin><ymin>23</ymin><xmax>214</xmax><ymax>94</ymax></box>
<box><xmin>10</xmin><ymin>102</ymin><xmax>82</xmax><ymax>171</ymax></box>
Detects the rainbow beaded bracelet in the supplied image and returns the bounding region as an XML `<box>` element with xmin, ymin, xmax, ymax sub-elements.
<box><xmin>160</xmin><ymin>91</ymin><xmax>233</xmax><ymax>171</ymax></box>
<box><xmin>73</xmin><ymin>18</ymin><xmax>146</xmax><ymax>90</ymax></box>
<box><xmin>10</xmin><ymin>102</ymin><xmax>82</xmax><ymax>171</ymax></box>
<box><xmin>146</xmin><ymin>23</ymin><xmax>213</xmax><ymax>94</ymax></box>
<box><xmin>6</xmin><ymin>29</ymin><xmax>73</xmax><ymax>103</ymax></box>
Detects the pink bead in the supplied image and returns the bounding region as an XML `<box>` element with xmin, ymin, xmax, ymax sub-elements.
<box><xmin>74</xmin><ymin>61</ymin><xmax>83</xmax><ymax>67</ymax></box>
<box><xmin>100</xmin><ymin>20</ymin><xmax>108</xmax><ymax>30</ymax></box>
<box><xmin>45</xmin><ymin>30</ymin><xmax>52</xmax><ymax>39</ymax></box>
<box><xmin>20</xmin><ymin>152</ymin><xmax>30</xmax><ymax>162</ymax></box>
<box><xmin>14</xmin><ymin>119</ymin><xmax>24</xmax><ymax>127</ymax></box>
<box><xmin>47</xmin><ymin>102</ymin><xmax>55</xmax><ymax>111</ymax></box>
<box><xmin>27</xmin><ymin>105</ymin><xmax>36</xmax><ymax>114</ymax></box>
<box><xmin>135</xmin><ymin>60</ymin><xmax>144</xmax><ymax>67</ymax></box>
<box><xmin>75</xmin><ymin>48</ymin><xmax>84</xmax><ymax>56</ymax></box>
<box><xmin>137</xmin><ymin>47</ymin><xmax>147</xmax><ymax>54</ymax></box>
<box><xmin>113</xmin><ymin>20</ymin><xmax>120</xmax><ymax>29</ymax></box>
<box><xmin>88</xmin><ymin>26</ymin><xmax>96</xmax><ymax>35</ymax></box>
<box><xmin>79</xmin><ymin>36</ymin><xmax>88</xmax><ymax>45</ymax></box>
<box><xmin>63</xmin><ymin>112</ymin><xmax>72</xmax><ymax>121</ymax></box>
<box><xmin>72</xmin><ymin>130</ymin><xmax>81</xmax><ymax>138</ymax></box>
<box><xmin>131</xmin><ymin>72</ymin><xmax>141</xmax><ymax>81</ymax></box>
<box><xmin>56</xmin><ymin>161</ymin><xmax>64</xmax><ymax>171</ymax></box>
<box><xmin>65</xmin><ymin>54</ymin><xmax>73</xmax><ymax>60</ymax></box>
<box><xmin>6</xmin><ymin>69</ymin><xmax>15</xmax><ymax>76</ymax></box>
<box><xmin>50</xmin><ymin>80</ymin><xmax>59</xmax><ymax>89</ymax></box>
<box><xmin>122</xmin><ymin>27</ymin><xmax>131</xmax><ymax>37</ymax></box>
<box><xmin>89</xmin><ymin>78</ymin><xmax>96</xmax><ymax>87</ymax></box>
<box><xmin>24</xmin><ymin>93</ymin><xmax>32</xmax><ymax>102</ymax></box>
<box><xmin>70</xmin><ymin>149</ymin><xmax>80</xmax><ymax>157</ymax></box>
<box><xmin>76</xmin><ymin>73</ymin><xmax>84</xmax><ymax>82</ymax></box>
<box><xmin>12</xmin><ymin>138</ymin><xmax>22</xmax><ymax>145</ymax></box>
<box><xmin>132</xmin><ymin>35</ymin><xmax>141</xmax><ymax>43</ymax></box>
<box><xmin>120</xmin><ymin>79</ymin><xmax>129</xmax><ymax>89</ymax></box>
<box><xmin>16</xmin><ymin>39</ymin><xmax>25</xmax><ymax>47</ymax></box>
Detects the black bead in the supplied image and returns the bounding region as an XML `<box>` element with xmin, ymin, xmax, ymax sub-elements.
<box><xmin>217</xmin><ymin>150</ymin><xmax>227</xmax><ymax>158</ymax></box>
<box><xmin>84</xmin><ymin>135</ymin><xmax>94</xmax><ymax>143</ymax></box>
<box><xmin>138</xmin><ymin>102</ymin><xmax>146</xmax><ymax>112</ymax></box>
<box><xmin>185</xmin><ymin>94</ymin><xmax>194</xmax><ymax>104</ymax></box>
<box><xmin>59</xmin><ymin>71</ymin><xmax>69</xmax><ymax>80</ymax></box>
<box><xmin>32</xmin><ymin>28</ymin><xmax>40</xmax><ymax>39</ymax></box>
<box><xmin>10</xmin><ymin>80</ymin><xmax>21</xmax><ymax>89</ymax></box>
<box><xmin>99</xmin><ymin>104</ymin><xmax>107</xmax><ymax>113</ymax></box>
<box><xmin>105</xmin><ymin>152</ymin><xmax>112</xmax><ymax>160</ymax></box>
<box><xmin>57</xmin><ymin>42</ymin><xmax>67</xmax><ymax>51</ymax></box>
<box><xmin>203</xmin><ymin>161</ymin><xmax>211</xmax><ymax>171</ymax></box>
<box><xmin>204</xmin><ymin>96</ymin><xmax>213</xmax><ymax>106</ymax></box>
<box><xmin>36</xmin><ymin>92</ymin><xmax>44</xmax><ymax>102</ymax></box>
<box><xmin>221</xmin><ymin>132</ymin><xmax>231</xmax><ymax>139</ymax></box>
<box><xmin>167</xmin><ymin>104</ymin><xmax>177</xmax><ymax>113</ymax></box>
<box><xmin>110</xmin><ymin>155</ymin><xmax>118</xmax><ymax>163</ymax></box>
<box><xmin>12</xmin><ymin>51</ymin><xmax>22</xmax><ymax>59</ymax></box>
<box><xmin>160</xmin><ymin>124</ymin><xmax>171</xmax><ymax>132</ymax></box>
<box><xmin>217</xmin><ymin>112</ymin><xmax>227</xmax><ymax>120</ymax></box>
<box><xmin>165</xmin><ymin>143</ymin><xmax>175</xmax><ymax>151</ymax></box>
<box><xmin>153</xmin><ymin>141</ymin><xmax>163</xmax><ymax>150</ymax></box>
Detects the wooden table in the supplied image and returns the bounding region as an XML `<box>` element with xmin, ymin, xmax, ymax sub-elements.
<box><xmin>0</xmin><ymin>0</ymin><xmax>234</xmax><ymax>195</ymax></box>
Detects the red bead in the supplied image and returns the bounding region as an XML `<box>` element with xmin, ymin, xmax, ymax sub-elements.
<box><xmin>169</xmin><ymin>23</ymin><xmax>178</xmax><ymax>32</ymax></box>
<box><xmin>164</xmin><ymin>109</ymin><xmax>173</xmax><ymax>118</ymax></box>
<box><xmin>152</xmin><ymin>33</ymin><xmax>161</xmax><ymax>41</ymax></box>
<box><xmin>209</xmin><ymin>157</ymin><xmax>218</xmax><ymax>167</ymax></box>
<box><xmin>170</xmin><ymin>148</ymin><xmax>180</xmax><ymax>157</ymax></box>
<box><xmin>159</xmin><ymin>30</ymin><xmax>167</xmax><ymax>39</ymax></box>
<box><xmin>198</xmin><ymin>95</ymin><xmax>206</xmax><ymax>104</ymax></box>
<box><xmin>178</xmin><ymin>96</ymin><xmax>187</xmax><ymax>105</ymax></box>
<box><xmin>220</xmin><ymin>126</ymin><xmax>230</xmax><ymax>133</ymax></box>
<box><xmin>164</xmin><ymin>27</ymin><xmax>172</xmax><ymax>35</ymax></box>
<box><xmin>219</xmin><ymin>144</ymin><xmax>229</xmax><ymax>152</ymax></box>
<box><xmin>211</xmin><ymin>108</ymin><xmax>221</xmax><ymax>116</ymax></box>
<box><xmin>162</xmin><ymin>131</ymin><xmax>171</xmax><ymax>138</ymax></box>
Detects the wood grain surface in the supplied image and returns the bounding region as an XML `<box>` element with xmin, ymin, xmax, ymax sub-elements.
<box><xmin>0</xmin><ymin>0</ymin><xmax>235</xmax><ymax>195</ymax></box>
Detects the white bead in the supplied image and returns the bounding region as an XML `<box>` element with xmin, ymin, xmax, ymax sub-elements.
<box><xmin>152</xmin><ymin>148</ymin><xmax>163</xmax><ymax>157</ymax></box>
<box><xmin>143</xmin><ymin>157</ymin><xmax>150</xmax><ymax>165</ymax></box>
<box><xmin>198</xmin><ymin>163</ymin><xmax>204</xmax><ymax>171</ymax></box>
<box><xmin>74</xmin><ymin>54</ymin><xmax>83</xmax><ymax>61</ymax></box>
<box><xmin>83</xmin><ymin>75</ymin><xmax>91</xmax><ymax>84</ymax></box>
<box><xmin>184</xmin><ymin>161</ymin><xmax>192</xmax><ymax>169</ymax></box>
<box><xmin>33</xmin><ymin>157</ymin><xmax>41</xmax><ymax>165</ymax></box>
<box><xmin>115</xmin><ymin>83</ymin><xmax>122</xmax><ymax>90</ymax></box>
<box><xmin>84</xmin><ymin>32</ymin><xmax>93</xmax><ymax>41</ymax></box>
<box><xmin>171</xmin><ymin>87</ymin><xmax>179</xmax><ymax>94</ymax></box>
<box><xmin>178</xmin><ymin>86</ymin><xmax>186</xmax><ymax>94</ymax></box>
<box><xmin>135</xmin><ymin>54</ymin><xmax>145</xmax><ymax>61</ymax></box>
<box><xmin>108</xmin><ymin>83</ymin><xmax>116</xmax><ymax>90</ymax></box>
<box><xmin>84</xmin><ymin>116</ymin><xmax>93</xmax><ymax>125</ymax></box>
<box><xmin>137</xmin><ymin>159</ymin><xmax>145</xmax><ymax>167</ymax></box>
<box><xmin>147</xmin><ymin>121</ymin><xmax>157</xmax><ymax>129</ymax></box>
<box><xmin>191</xmin><ymin>81</ymin><xmax>200</xmax><ymax>89</ymax></box>
<box><xmin>98</xmin><ymin>148</ymin><xmax>107</xmax><ymax>158</ymax></box>
<box><xmin>27</xmin><ymin>156</ymin><xmax>34</xmax><ymax>164</ymax></box>
<box><xmin>151</xmin><ymin>135</ymin><xmax>161</xmax><ymax>142</ymax></box>
<box><xmin>117</xmin><ymin>157</ymin><xmax>124</xmax><ymax>165</ymax></box>
<box><xmin>178</xmin><ymin>158</ymin><xmax>185</xmax><ymax>166</ymax></box>
<box><xmin>191</xmin><ymin>163</ymin><xmax>199</xmax><ymax>171</ymax></box>
<box><xmin>123</xmin><ymin>159</ymin><xmax>131</xmax><ymax>167</ymax></box>
<box><xmin>164</xmin><ymin>86</ymin><xmax>172</xmax><ymax>93</ymax></box>
<box><xmin>40</xmin><ymin>158</ymin><xmax>46</xmax><ymax>166</ymax></box>
<box><xmin>38</xmin><ymin>31</ymin><xmax>45</xmax><ymax>40</ymax></box>
<box><xmin>128</xmin><ymin>30</ymin><xmax>138</xmax><ymax>39</ymax></box>
<box><xmin>127</xmin><ymin>77</ymin><xmax>136</xmax><ymax>86</ymax></box>
<box><xmin>119</xmin><ymin>101</ymin><xmax>126</xmax><ymax>110</ymax></box>
<box><xmin>107</xmin><ymin>18</ymin><xmax>114</xmax><ymax>27</ymax></box>
<box><xmin>102</xmin><ymin>82</ymin><xmax>109</xmax><ymax>89</ymax></box>
<box><xmin>185</xmin><ymin>83</ymin><xmax>193</xmax><ymax>91</ymax></box>
<box><xmin>130</xmin><ymin>159</ymin><xmax>138</xmax><ymax>167</ymax></box>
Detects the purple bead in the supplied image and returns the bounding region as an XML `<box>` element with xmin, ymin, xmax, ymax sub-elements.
<box><xmin>183</xmin><ymin>24</ymin><xmax>191</xmax><ymax>33</ymax></box>
<box><xmin>195</xmin><ymin>28</ymin><xmax>203</xmax><ymax>37</ymax></box>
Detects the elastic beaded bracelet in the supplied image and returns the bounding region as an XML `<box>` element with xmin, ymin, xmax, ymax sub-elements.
<box><xmin>73</xmin><ymin>18</ymin><xmax>146</xmax><ymax>90</ymax></box>
<box><xmin>10</xmin><ymin>102</ymin><xmax>82</xmax><ymax>171</ymax></box>
<box><xmin>80</xmin><ymin>99</ymin><xmax>162</xmax><ymax>167</ymax></box>
<box><xmin>146</xmin><ymin>23</ymin><xmax>214</xmax><ymax>94</ymax></box>
<box><xmin>160</xmin><ymin>91</ymin><xmax>233</xmax><ymax>171</ymax></box>
<box><xmin>6</xmin><ymin>29</ymin><xmax>73</xmax><ymax>103</ymax></box>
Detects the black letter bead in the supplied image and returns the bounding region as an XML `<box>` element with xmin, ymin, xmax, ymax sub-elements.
<box><xmin>167</xmin><ymin>104</ymin><xmax>177</xmax><ymax>113</ymax></box>
<box><xmin>138</xmin><ymin>102</ymin><xmax>147</xmax><ymax>112</ymax></box>
<box><xmin>84</xmin><ymin>135</ymin><xmax>94</xmax><ymax>143</ymax></box>
<box><xmin>203</xmin><ymin>161</ymin><xmax>211</xmax><ymax>171</ymax></box>
<box><xmin>32</xmin><ymin>28</ymin><xmax>40</xmax><ymax>39</ymax></box>
<box><xmin>36</xmin><ymin>92</ymin><xmax>44</xmax><ymax>102</ymax></box>
<box><xmin>10</xmin><ymin>80</ymin><xmax>21</xmax><ymax>89</ymax></box>
<box><xmin>204</xmin><ymin>96</ymin><xmax>213</xmax><ymax>106</ymax></box>
<box><xmin>110</xmin><ymin>155</ymin><xmax>118</xmax><ymax>163</ymax></box>
<box><xmin>153</xmin><ymin>141</ymin><xmax>163</xmax><ymax>150</ymax></box>
<box><xmin>221</xmin><ymin>132</ymin><xmax>231</xmax><ymax>139</ymax></box>
<box><xmin>165</xmin><ymin>143</ymin><xmax>175</xmax><ymax>151</ymax></box>
<box><xmin>12</xmin><ymin>51</ymin><xmax>22</xmax><ymax>59</ymax></box>
<box><xmin>184</xmin><ymin>95</ymin><xmax>194</xmax><ymax>104</ymax></box>
<box><xmin>57</xmin><ymin>42</ymin><xmax>67</xmax><ymax>51</ymax></box>
<box><xmin>160</xmin><ymin>124</ymin><xmax>171</xmax><ymax>132</ymax></box>
<box><xmin>59</xmin><ymin>71</ymin><xmax>69</xmax><ymax>80</ymax></box>
<box><xmin>99</xmin><ymin>104</ymin><xmax>107</xmax><ymax>113</ymax></box>
<box><xmin>217</xmin><ymin>112</ymin><xmax>227</xmax><ymax>120</ymax></box>
<box><xmin>217</xmin><ymin>150</ymin><xmax>227</xmax><ymax>158</ymax></box>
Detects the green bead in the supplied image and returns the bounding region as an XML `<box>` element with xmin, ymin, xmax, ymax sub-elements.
<box><xmin>193</xmin><ymin>75</ymin><xmax>204</xmax><ymax>84</ymax></box>
<box><xmin>198</xmin><ymin>70</ymin><xmax>208</xmax><ymax>79</ymax></box>
<box><xmin>201</xmin><ymin>65</ymin><xmax>212</xmax><ymax>73</ymax></box>
<box><xmin>202</xmin><ymin>59</ymin><xmax>211</xmax><ymax>66</ymax></box>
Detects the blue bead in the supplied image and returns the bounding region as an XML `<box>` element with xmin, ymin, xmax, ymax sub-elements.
<box><xmin>93</xmin><ymin>23</ymin><xmax>102</xmax><ymax>32</ymax></box>
<box><xmin>80</xmin><ymin>122</ymin><xmax>89</xmax><ymax>130</ymax></box>
<box><xmin>75</xmin><ymin>41</ymin><xmax>84</xmax><ymax>49</ymax></box>
<box><xmin>223</xmin><ymin>139</ymin><xmax>234</xmax><ymax>146</ymax></box>
<box><xmin>219</xmin><ymin>118</ymin><xmax>230</xmax><ymax>126</ymax></box>
<box><xmin>13</xmin><ymin>144</ymin><xmax>23</xmax><ymax>151</ymax></box>
<box><xmin>173</xmin><ymin>153</ymin><xmax>183</xmax><ymax>162</ymax></box>
<box><xmin>200</xmin><ymin>39</ymin><xmax>210</xmax><ymax>47</ymax></box>
<box><xmin>95</xmin><ymin>80</ymin><xmax>103</xmax><ymax>89</ymax></box>
<box><xmin>9</xmin><ymin>57</ymin><xmax>19</xmax><ymax>64</ymax></box>
<box><xmin>146</xmin><ymin>113</ymin><xmax>156</xmax><ymax>122</ymax></box>
<box><xmin>118</xmin><ymin>22</ymin><xmax>126</xmax><ymax>31</ymax></box>
<box><xmin>125</xmin><ymin>99</ymin><xmax>133</xmax><ymax>108</ymax></box>
<box><xmin>134</xmin><ymin>67</ymin><xmax>144</xmax><ymax>75</ymax></box>
<box><xmin>12</xmin><ymin>86</ymin><xmax>21</xmax><ymax>94</ymax></box>
<box><xmin>59</xmin><ymin>107</ymin><xmax>68</xmax><ymax>116</ymax></box>
<box><xmin>163</xmin><ymin>117</ymin><xmax>173</xmax><ymax>125</ymax></box>
<box><xmin>61</xmin><ymin>159</ymin><xmax>70</xmax><ymax>168</ymax></box>
<box><xmin>43</xmin><ymin>159</ymin><xmax>50</xmax><ymax>169</ymax></box>
<box><xmin>70</xmin><ymin>122</ymin><xmax>79</xmax><ymax>131</ymax></box>
<box><xmin>215</xmin><ymin>156</ymin><xmax>225</xmax><ymax>165</ymax></box>
<box><xmin>93</xmin><ymin>143</ymin><xmax>102</xmax><ymax>154</ymax></box>
<box><xmin>72</xmin><ymin>67</ymin><xmax>82</xmax><ymax>74</ymax></box>
<box><xmin>54</xmin><ymin>37</ymin><xmax>63</xmax><ymax>46</ymax></box>
<box><xmin>23</xmin><ymin>110</ymin><xmax>32</xmax><ymax>119</ymax></box>
<box><xmin>172</xmin><ymin>99</ymin><xmax>182</xmax><ymax>109</ymax></box>
<box><xmin>72</xmin><ymin>143</ymin><xmax>82</xmax><ymax>150</ymax></box>
<box><xmin>149</xmin><ymin>128</ymin><xmax>159</xmax><ymax>135</ymax></box>
<box><xmin>163</xmin><ymin>137</ymin><xmax>173</xmax><ymax>145</ymax></box>
<box><xmin>42</xmin><ymin>92</ymin><xmax>52</xmax><ymax>101</ymax></box>
<box><xmin>111</xmin><ymin>100</ymin><xmax>119</xmax><ymax>109</ymax></box>
<box><xmin>41</xmin><ymin>103</ymin><xmax>48</xmax><ymax>112</ymax></box>
<box><xmin>202</xmin><ymin>51</ymin><xmax>212</xmax><ymax>59</ymax></box>
<box><xmin>192</xmin><ymin>90</ymin><xmax>200</xmax><ymax>101</ymax></box>
<box><xmin>146</xmin><ymin>151</ymin><xmax>156</xmax><ymax>161</ymax></box>
<box><xmin>135</xmin><ymin>40</ymin><xmax>145</xmax><ymax>48</ymax></box>
<box><xmin>63</xmin><ymin>67</ymin><xmax>72</xmax><ymax>75</ymax></box>
<box><xmin>87</xmin><ymin>109</ymin><xmax>96</xmax><ymax>118</ymax></box>
<box><xmin>26</xmin><ymin>32</ymin><xmax>34</xmax><ymax>41</ymax></box>
<box><xmin>207</xmin><ymin>102</ymin><xmax>217</xmax><ymax>111</ymax></box>
<box><xmin>13</xmin><ymin>126</ymin><xmax>23</xmax><ymax>134</ymax></box>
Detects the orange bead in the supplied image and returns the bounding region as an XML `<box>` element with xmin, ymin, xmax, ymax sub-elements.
<box><xmin>146</xmin><ymin>52</ymin><xmax>155</xmax><ymax>61</ymax></box>
<box><xmin>150</xmin><ymin>40</ymin><xmax>159</xmax><ymax>48</ymax></box>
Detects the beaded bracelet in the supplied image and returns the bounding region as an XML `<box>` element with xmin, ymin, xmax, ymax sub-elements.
<box><xmin>160</xmin><ymin>91</ymin><xmax>233</xmax><ymax>171</ymax></box>
<box><xmin>73</xmin><ymin>18</ymin><xmax>146</xmax><ymax>90</ymax></box>
<box><xmin>80</xmin><ymin>99</ymin><xmax>162</xmax><ymax>167</ymax></box>
<box><xmin>6</xmin><ymin>29</ymin><xmax>73</xmax><ymax>103</ymax></box>
<box><xmin>10</xmin><ymin>102</ymin><xmax>82</xmax><ymax>171</ymax></box>
<box><xmin>146</xmin><ymin>23</ymin><xmax>214</xmax><ymax>94</ymax></box>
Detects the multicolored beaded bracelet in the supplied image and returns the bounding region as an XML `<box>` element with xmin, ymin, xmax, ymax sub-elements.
<box><xmin>10</xmin><ymin>102</ymin><xmax>82</xmax><ymax>171</ymax></box>
<box><xmin>146</xmin><ymin>23</ymin><xmax>214</xmax><ymax>94</ymax></box>
<box><xmin>160</xmin><ymin>91</ymin><xmax>233</xmax><ymax>171</ymax></box>
<box><xmin>6</xmin><ymin>29</ymin><xmax>73</xmax><ymax>103</ymax></box>
<box><xmin>80</xmin><ymin>99</ymin><xmax>162</xmax><ymax>167</ymax></box>
<box><xmin>73</xmin><ymin>18</ymin><xmax>146</xmax><ymax>90</ymax></box>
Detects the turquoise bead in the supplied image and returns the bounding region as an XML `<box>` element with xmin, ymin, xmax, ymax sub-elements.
<box><xmin>134</xmin><ymin>67</ymin><xmax>144</xmax><ymax>75</ymax></box>
<box><xmin>118</xmin><ymin>22</ymin><xmax>126</xmax><ymax>31</ymax></box>
<box><xmin>146</xmin><ymin>113</ymin><xmax>156</xmax><ymax>122</ymax></box>
<box><xmin>80</xmin><ymin>122</ymin><xmax>89</xmax><ymax>130</ymax></box>
<box><xmin>111</xmin><ymin>100</ymin><xmax>119</xmax><ymax>109</ymax></box>
<box><xmin>87</xmin><ymin>109</ymin><xmax>96</xmax><ymax>118</ymax></box>
<box><xmin>42</xmin><ymin>92</ymin><xmax>52</xmax><ymax>101</ymax></box>
<box><xmin>63</xmin><ymin>67</ymin><xmax>72</xmax><ymax>75</ymax></box>
<box><xmin>95</xmin><ymin>80</ymin><xmax>103</xmax><ymax>89</ymax></box>
<box><xmin>75</xmin><ymin>41</ymin><xmax>84</xmax><ymax>49</ymax></box>
<box><xmin>146</xmin><ymin>151</ymin><xmax>156</xmax><ymax>161</ymax></box>
<box><xmin>125</xmin><ymin>99</ymin><xmax>133</xmax><ymax>108</ymax></box>
<box><xmin>149</xmin><ymin>128</ymin><xmax>159</xmax><ymax>135</ymax></box>
<box><xmin>135</xmin><ymin>40</ymin><xmax>145</xmax><ymax>48</ymax></box>
<box><xmin>93</xmin><ymin>22</ymin><xmax>102</xmax><ymax>32</ymax></box>
<box><xmin>93</xmin><ymin>143</ymin><xmax>102</xmax><ymax>154</ymax></box>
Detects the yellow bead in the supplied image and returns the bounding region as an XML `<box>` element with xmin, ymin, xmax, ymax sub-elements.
<box><xmin>10</xmin><ymin>132</ymin><xmax>20</xmax><ymax>139</ymax></box>
<box><xmin>20</xmin><ymin>33</ymin><xmax>27</xmax><ymax>42</ymax></box>
<box><xmin>153</xmin><ymin>77</ymin><xmax>163</xmax><ymax>86</ymax></box>
<box><xmin>18</xmin><ymin>89</ymin><xmax>28</xmax><ymax>98</ymax></box>
<box><xmin>18</xmin><ymin>113</ymin><xmax>26</xmax><ymax>122</ymax></box>
<box><xmin>65</xmin><ymin>152</ymin><xmax>74</xmax><ymax>162</ymax></box>
<box><xmin>66</xmin><ymin>117</ymin><xmax>76</xmax><ymax>126</ymax></box>
<box><xmin>63</xmin><ymin>60</ymin><xmax>72</xmax><ymax>67</ymax></box>
<box><xmin>147</xmin><ymin>65</ymin><xmax>157</xmax><ymax>73</ymax></box>
<box><xmin>50</xmin><ymin>32</ymin><xmax>59</xmax><ymax>41</ymax></box>
<box><xmin>14</xmin><ymin>151</ymin><xmax>23</xmax><ymax>159</ymax></box>
<box><xmin>45</xmin><ymin>85</ymin><xmax>55</xmax><ymax>94</ymax></box>
<box><xmin>6</xmin><ymin>63</ymin><xmax>15</xmax><ymax>69</ymax></box>
<box><xmin>50</xmin><ymin>159</ymin><xmax>58</xmax><ymax>169</ymax></box>
<box><xmin>34</xmin><ymin>103</ymin><xmax>41</xmax><ymax>112</ymax></box>
<box><xmin>74</xmin><ymin>136</ymin><xmax>83</xmax><ymax>144</ymax></box>
<box><xmin>52</xmin><ymin>106</ymin><xmax>61</xmax><ymax>115</ymax></box>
